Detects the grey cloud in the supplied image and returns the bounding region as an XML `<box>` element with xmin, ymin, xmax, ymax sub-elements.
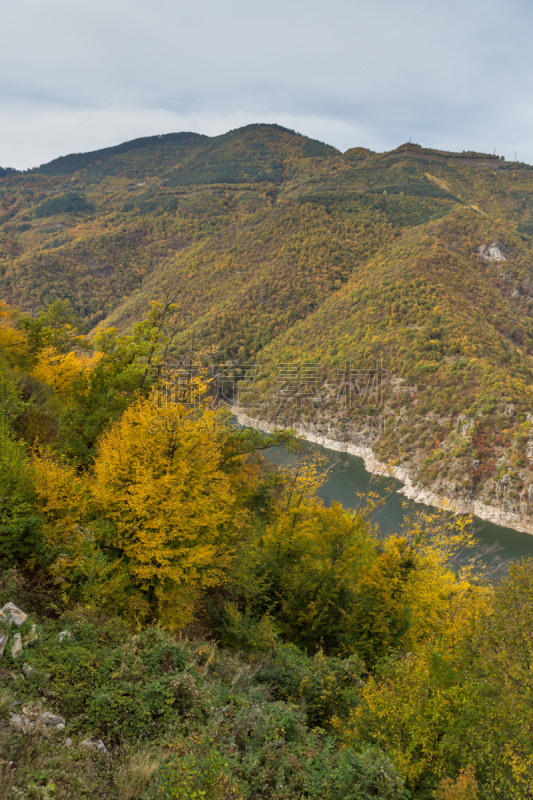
<box><xmin>1</xmin><ymin>0</ymin><xmax>533</xmax><ymax>168</ymax></box>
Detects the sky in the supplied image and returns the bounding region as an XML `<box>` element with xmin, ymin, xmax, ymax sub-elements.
<box><xmin>1</xmin><ymin>0</ymin><xmax>533</xmax><ymax>169</ymax></box>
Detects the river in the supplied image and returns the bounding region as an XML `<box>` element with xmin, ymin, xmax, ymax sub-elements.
<box><xmin>264</xmin><ymin>440</ymin><xmax>533</xmax><ymax>566</ymax></box>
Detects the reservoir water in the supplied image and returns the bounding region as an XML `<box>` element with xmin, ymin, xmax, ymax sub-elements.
<box><xmin>265</xmin><ymin>440</ymin><xmax>533</xmax><ymax>566</ymax></box>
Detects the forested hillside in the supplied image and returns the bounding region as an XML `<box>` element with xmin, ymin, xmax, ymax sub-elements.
<box><xmin>2</xmin><ymin>123</ymin><xmax>533</xmax><ymax>520</ymax></box>
<box><xmin>2</xmin><ymin>297</ymin><xmax>533</xmax><ymax>799</ymax></box>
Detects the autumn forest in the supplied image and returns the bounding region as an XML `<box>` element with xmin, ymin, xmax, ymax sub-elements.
<box><xmin>2</xmin><ymin>124</ymin><xmax>533</xmax><ymax>798</ymax></box>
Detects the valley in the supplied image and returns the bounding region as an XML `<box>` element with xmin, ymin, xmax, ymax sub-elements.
<box><xmin>2</xmin><ymin>124</ymin><xmax>533</xmax><ymax>529</ymax></box>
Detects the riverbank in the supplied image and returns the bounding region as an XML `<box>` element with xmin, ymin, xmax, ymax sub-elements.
<box><xmin>236</xmin><ymin>410</ymin><xmax>533</xmax><ymax>536</ymax></box>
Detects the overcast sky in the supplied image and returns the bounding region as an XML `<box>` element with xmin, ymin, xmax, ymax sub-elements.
<box><xmin>1</xmin><ymin>0</ymin><xmax>532</xmax><ymax>169</ymax></box>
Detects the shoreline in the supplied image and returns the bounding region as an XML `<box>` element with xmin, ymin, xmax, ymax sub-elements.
<box><xmin>235</xmin><ymin>410</ymin><xmax>533</xmax><ymax>536</ymax></box>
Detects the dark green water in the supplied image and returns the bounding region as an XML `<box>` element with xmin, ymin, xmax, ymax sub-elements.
<box><xmin>264</xmin><ymin>441</ymin><xmax>533</xmax><ymax>565</ymax></box>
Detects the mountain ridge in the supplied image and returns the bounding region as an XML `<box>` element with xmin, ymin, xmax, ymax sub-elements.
<box><xmin>3</xmin><ymin>123</ymin><xmax>533</xmax><ymax>527</ymax></box>
<box><xmin>3</xmin><ymin>125</ymin><xmax>528</xmax><ymax>177</ymax></box>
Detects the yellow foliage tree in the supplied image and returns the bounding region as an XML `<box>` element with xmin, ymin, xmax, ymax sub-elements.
<box><xmin>0</xmin><ymin>302</ymin><xmax>29</xmax><ymax>367</ymax></box>
<box><xmin>345</xmin><ymin>534</ymin><xmax>416</xmax><ymax>665</ymax></box>
<box><xmin>92</xmin><ymin>398</ymin><xmax>242</xmax><ymax>627</ymax></box>
<box><xmin>225</xmin><ymin>447</ymin><xmax>378</xmax><ymax>652</ymax></box>
<box><xmin>30</xmin><ymin>451</ymin><xmax>102</xmax><ymax>592</ymax></box>
<box><xmin>396</xmin><ymin>507</ymin><xmax>489</xmax><ymax>651</ymax></box>
<box><xmin>32</xmin><ymin>397</ymin><xmax>245</xmax><ymax>628</ymax></box>
<box><xmin>32</xmin><ymin>347</ymin><xmax>101</xmax><ymax>401</ymax></box>
<box><xmin>340</xmin><ymin>510</ymin><xmax>491</xmax><ymax>783</ymax></box>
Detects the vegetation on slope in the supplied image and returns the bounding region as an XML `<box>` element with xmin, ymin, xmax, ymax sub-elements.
<box><xmin>2</xmin><ymin>125</ymin><xmax>533</xmax><ymax>514</ymax></box>
<box><xmin>1</xmin><ymin>299</ymin><xmax>533</xmax><ymax>798</ymax></box>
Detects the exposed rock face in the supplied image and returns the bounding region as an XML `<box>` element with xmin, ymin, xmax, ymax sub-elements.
<box><xmin>24</xmin><ymin>625</ymin><xmax>38</xmax><ymax>647</ymax></box>
<box><xmin>236</xmin><ymin>410</ymin><xmax>533</xmax><ymax>535</ymax></box>
<box><xmin>459</xmin><ymin>418</ymin><xmax>476</xmax><ymax>436</ymax></box>
<box><xmin>479</xmin><ymin>242</ymin><xmax>506</xmax><ymax>261</ymax></box>
<box><xmin>41</xmin><ymin>713</ymin><xmax>65</xmax><ymax>728</ymax></box>
<box><xmin>0</xmin><ymin>629</ymin><xmax>9</xmax><ymax>660</ymax></box>
<box><xmin>21</xmin><ymin>662</ymin><xmax>50</xmax><ymax>682</ymax></box>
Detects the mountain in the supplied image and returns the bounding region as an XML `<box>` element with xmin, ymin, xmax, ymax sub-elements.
<box><xmin>2</xmin><ymin>124</ymin><xmax>533</xmax><ymax>526</ymax></box>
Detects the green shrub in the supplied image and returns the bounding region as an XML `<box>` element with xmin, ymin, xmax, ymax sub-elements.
<box><xmin>210</xmin><ymin>598</ymin><xmax>280</xmax><ymax>655</ymax></box>
<box><xmin>17</xmin><ymin>615</ymin><xmax>204</xmax><ymax>744</ymax></box>
<box><xmin>255</xmin><ymin>643</ymin><xmax>363</xmax><ymax>729</ymax></box>
<box><xmin>304</xmin><ymin>744</ymin><xmax>406</xmax><ymax>800</ymax></box>
<box><xmin>87</xmin><ymin>682</ymin><xmax>152</xmax><ymax>740</ymax></box>
<box><xmin>137</xmin><ymin>629</ymin><xmax>187</xmax><ymax>674</ymax></box>
<box><xmin>0</xmin><ymin>416</ymin><xmax>42</xmax><ymax>568</ymax></box>
<box><xmin>144</xmin><ymin>749</ymin><xmax>234</xmax><ymax>800</ymax></box>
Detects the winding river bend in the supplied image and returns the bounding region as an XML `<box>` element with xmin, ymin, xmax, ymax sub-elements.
<box><xmin>265</xmin><ymin>440</ymin><xmax>533</xmax><ymax>565</ymax></box>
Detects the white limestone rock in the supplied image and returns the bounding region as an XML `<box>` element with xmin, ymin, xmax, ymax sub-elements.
<box><xmin>0</xmin><ymin>610</ymin><xmax>11</xmax><ymax>660</ymax></box>
<box><xmin>11</xmin><ymin>633</ymin><xmax>22</xmax><ymax>658</ymax></box>
<box><xmin>478</xmin><ymin>242</ymin><xmax>506</xmax><ymax>261</ymax></box>
<box><xmin>1</xmin><ymin>603</ymin><xmax>28</xmax><ymax>628</ymax></box>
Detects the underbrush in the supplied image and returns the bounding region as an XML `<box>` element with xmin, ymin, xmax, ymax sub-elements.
<box><xmin>0</xmin><ymin>597</ymin><xmax>405</xmax><ymax>800</ymax></box>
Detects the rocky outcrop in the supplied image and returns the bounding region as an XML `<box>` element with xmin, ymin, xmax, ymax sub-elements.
<box><xmin>11</xmin><ymin>633</ymin><xmax>22</xmax><ymax>658</ymax></box>
<box><xmin>1</xmin><ymin>603</ymin><xmax>28</xmax><ymax>628</ymax></box>
<box><xmin>9</xmin><ymin>703</ymin><xmax>65</xmax><ymax>734</ymax></box>
<box><xmin>478</xmin><ymin>242</ymin><xmax>506</xmax><ymax>261</ymax></box>
<box><xmin>0</xmin><ymin>619</ymin><xmax>9</xmax><ymax>660</ymax></box>
<box><xmin>1</xmin><ymin>608</ymin><xmax>112</xmax><ymax>760</ymax></box>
